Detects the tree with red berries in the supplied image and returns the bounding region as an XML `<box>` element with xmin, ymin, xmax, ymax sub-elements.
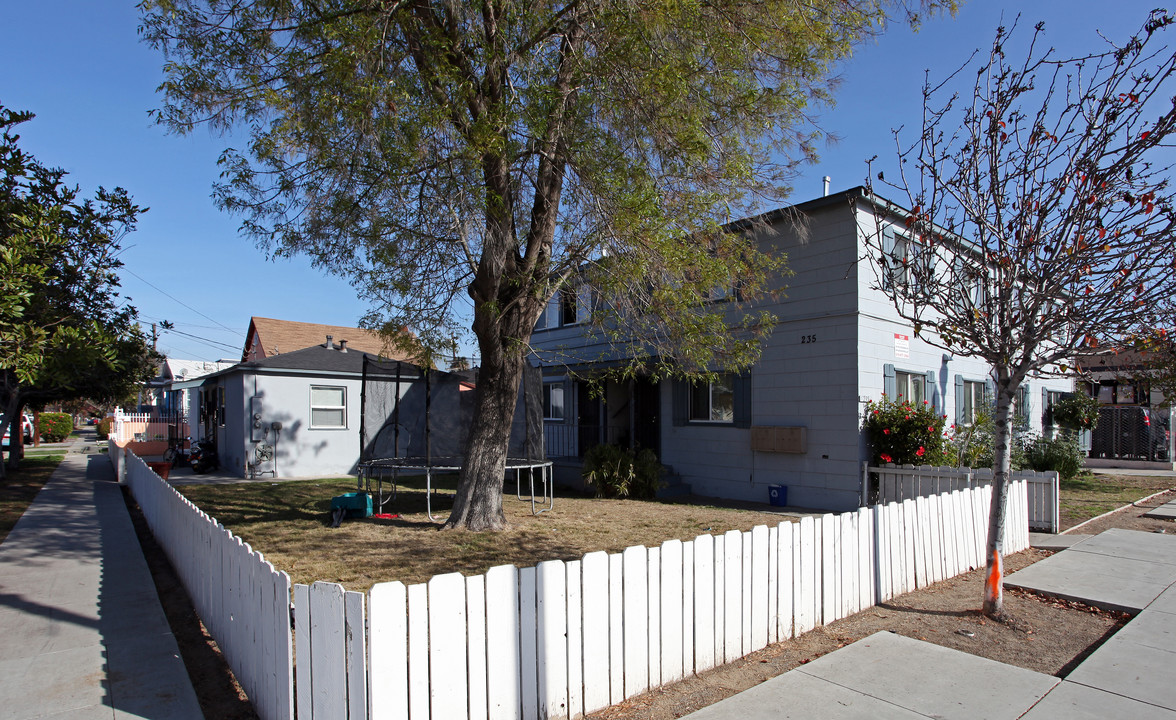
<box><xmin>863</xmin><ymin>13</ymin><xmax>1176</xmax><ymax>616</ymax></box>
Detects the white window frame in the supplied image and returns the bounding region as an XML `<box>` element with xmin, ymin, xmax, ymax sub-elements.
<box><xmin>894</xmin><ymin>370</ymin><xmax>926</xmax><ymax>405</ymax></box>
<box><xmin>960</xmin><ymin>380</ymin><xmax>986</xmax><ymax>426</ymax></box>
<box><xmin>558</xmin><ymin>286</ymin><xmax>591</xmax><ymax>327</ymax></box>
<box><xmin>884</xmin><ymin>227</ymin><xmax>936</xmax><ymax>293</ymax></box>
<box><xmin>1045</xmin><ymin>390</ymin><xmax>1067</xmax><ymax>426</ymax></box>
<box><xmin>543</xmin><ymin>383</ymin><xmax>566</xmax><ymax>421</ymax></box>
<box><xmin>689</xmin><ymin>373</ymin><xmax>735</xmax><ymax>424</ymax></box>
<box><xmin>310</xmin><ymin>385</ymin><xmax>347</xmax><ymax>429</ymax></box>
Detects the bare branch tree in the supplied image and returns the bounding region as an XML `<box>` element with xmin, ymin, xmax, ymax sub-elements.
<box><xmin>861</xmin><ymin>12</ymin><xmax>1176</xmax><ymax>616</ymax></box>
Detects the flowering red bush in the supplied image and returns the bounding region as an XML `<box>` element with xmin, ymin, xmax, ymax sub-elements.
<box><xmin>862</xmin><ymin>396</ymin><xmax>950</xmax><ymax>466</ymax></box>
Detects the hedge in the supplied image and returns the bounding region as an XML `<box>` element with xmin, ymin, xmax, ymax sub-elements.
<box><xmin>39</xmin><ymin>412</ymin><xmax>73</xmax><ymax>443</ymax></box>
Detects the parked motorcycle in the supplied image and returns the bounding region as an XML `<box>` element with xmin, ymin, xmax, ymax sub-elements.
<box><xmin>190</xmin><ymin>440</ymin><xmax>219</xmax><ymax>474</ymax></box>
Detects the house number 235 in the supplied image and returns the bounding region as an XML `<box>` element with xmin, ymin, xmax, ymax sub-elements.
<box><xmin>800</xmin><ymin>334</ymin><xmax>817</xmax><ymax>344</ymax></box>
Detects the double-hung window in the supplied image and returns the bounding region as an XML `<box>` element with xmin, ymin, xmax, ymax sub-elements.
<box><xmin>559</xmin><ymin>286</ymin><xmax>591</xmax><ymax>326</ymax></box>
<box><xmin>310</xmin><ymin>386</ymin><xmax>347</xmax><ymax>429</ymax></box>
<box><xmin>883</xmin><ymin>227</ymin><xmax>936</xmax><ymax>293</ymax></box>
<box><xmin>895</xmin><ymin>370</ymin><xmax>926</xmax><ymax>405</ymax></box>
<box><xmin>959</xmin><ymin>380</ymin><xmax>986</xmax><ymax>426</ymax></box>
<box><xmin>543</xmin><ymin>383</ymin><xmax>566</xmax><ymax>421</ymax></box>
<box><xmin>1045</xmin><ymin>390</ymin><xmax>1067</xmax><ymax>425</ymax></box>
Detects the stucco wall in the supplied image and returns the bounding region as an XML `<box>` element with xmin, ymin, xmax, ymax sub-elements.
<box><xmin>217</xmin><ymin>372</ymin><xmax>365</xmax><ymax>478</ymax></box>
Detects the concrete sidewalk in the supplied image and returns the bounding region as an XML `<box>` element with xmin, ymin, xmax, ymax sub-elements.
<box><xmin>685</xmin><ymin>528</ymin><xmax>1176</xmax><ymax>719</ymax></box>
<box><xmin>0</xmin><ymin>453</ymin><xmax>201</xmax><ymax>719</ymax></box>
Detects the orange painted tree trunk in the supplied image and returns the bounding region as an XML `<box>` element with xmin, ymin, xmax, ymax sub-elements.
<box><xmin>982</xmin><ymin>377</ymin><xmax>1017</xmax><ymax>617</ymax></box>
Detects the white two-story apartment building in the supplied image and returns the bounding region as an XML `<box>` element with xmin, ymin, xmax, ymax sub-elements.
<box><xmin>531</xmin><ymin>187</ymin><xmax>1071</xmax><ymax>512</ymax></box>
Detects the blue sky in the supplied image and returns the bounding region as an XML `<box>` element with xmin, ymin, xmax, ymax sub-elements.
<box><xmin>0</xmin><ymin>1</ymin><xmax>1157</xmax><ymax>362</ymax></box>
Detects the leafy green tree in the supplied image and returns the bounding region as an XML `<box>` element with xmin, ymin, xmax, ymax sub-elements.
<box><xmin>864</xmin><ymin>14</ymin><xmax>1176</xmax><ymax>616</ymax></box>
<box><xmin>0</xmin><ymin>106</ymin><xmax>156</xmax><ymax>475</ymax></box>
<box><xmin>1119</xmin><ymin>325</ymin><xmax>1176</xmax><ymax>407</ymax></box>
<box><xmin>141</xmin><ymin>0</ymin><xmax>948</xmax><ymax>530</ymax></box>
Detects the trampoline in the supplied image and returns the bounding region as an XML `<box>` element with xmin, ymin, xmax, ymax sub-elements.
<box><xmin>355</xmin><ymin>356</ymin><xmax>551</xmax><ymax>523</ymax></box>
<box><xmin>358</xmin><ymin>455</ymin><xmax>553</xmax><ymax>521</ymax></box>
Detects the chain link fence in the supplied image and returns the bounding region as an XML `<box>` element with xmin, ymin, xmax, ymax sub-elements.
<box><xmin>1090</xmin><ymin>405</ymin><xmax>1171</xmax><ymax>461</ymax></box>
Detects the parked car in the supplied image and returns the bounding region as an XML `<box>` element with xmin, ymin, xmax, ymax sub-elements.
<box><xmin>1</xmin><ymin>413</ymin><xmax>35</xmax><ymax>448</ymax></box>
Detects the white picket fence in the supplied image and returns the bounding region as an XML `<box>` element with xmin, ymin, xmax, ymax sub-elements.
<box><xmin>122</xmin><ymin>449</ymin><xmax>295</xmax><ymax>720</ymax></box>
<box><xmin>864</xmin><ymin>464</ymin><xmax>1060</xmax><ymax>533</ymax></box>
<box><xmin>294</xmin><ymin>480</ymin><xmax>1029</xmax><ymax>720</ymax></box>
<box><xmin>118</xmin><ymin>443</ymin><xmax>1030</xmax><ymax>720</ymax></box>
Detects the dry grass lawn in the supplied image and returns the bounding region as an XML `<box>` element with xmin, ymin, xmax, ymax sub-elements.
<box><xmin>171</xmin><ymin>468</ymin><xmax>1176</xmax><ymax>592</ymax></box>
<box><xmin>1059</xmin><ymin>471</ymin><xmax>1173</xmax><ymax>530</ymax></box>
<box><xmin>177</xmin><ymin>474</ymin><xmax>792</xmax><ymax>591</ymax></box>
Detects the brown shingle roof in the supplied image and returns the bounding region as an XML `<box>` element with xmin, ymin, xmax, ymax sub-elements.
<box><xmin>243</xmin><ymin>316</ymin><xmax>415</xmax><ymax>362</ymax></box>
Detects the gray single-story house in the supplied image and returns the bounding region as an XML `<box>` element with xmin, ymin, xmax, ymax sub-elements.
<box><xmin>195</xmin><ymin>338</ymin><xmax>474</xmax><ymax>478</ymax></box>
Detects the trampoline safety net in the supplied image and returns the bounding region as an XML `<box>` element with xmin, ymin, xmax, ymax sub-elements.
<box><xmin>359</xmin><ymin>357</ymin><xmax>546</xmax><ymax>465</ymax></box>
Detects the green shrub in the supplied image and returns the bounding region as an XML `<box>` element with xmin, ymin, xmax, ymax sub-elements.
<box><xmin>95</xmin><ymin>417</ymin><xmax>112</xmax><ymax>441</ymax></box>
<box><xmin>1023</xmin><ymin>433</ymin><xmax>1084</xmax><ymax>479</ymax></box>
<box><xmin>582</xmin><ymin>444</ymin><xmax>663</xmax><ymax>499</ymax></box>
<box><xmin>39</xmin><ymin>412</ymin><xmax>73</xmax><ymax>443</ymax></box>
<box><xmin>863</xmin><ymin>396</ymin><xmax>951</xmax><ymax>466</ymax></box>
<box><xmin>1050</xmin><ymin>393</ymin><xmax>1099</xmax><ymax>431</ymax></box>
<box><xmin>951</xmin><ymin>408</ymin><xmax>994</xmax><ymax>468</ymax></box>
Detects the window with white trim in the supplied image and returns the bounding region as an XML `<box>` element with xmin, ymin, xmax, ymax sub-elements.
<box><xmin>558</xmin><ymin>286</ymin><xmax>591</xmax><ymax>326</ymax></box>
<box><xmin>543</xmin><ymin>383</ymin><xmax>566</xmax><ymax>421</ymax></box>
<box><xmin>689</xmin><ymin>374</ymin><xmax>734</xmax><ymax>423</ymax></box>
<box><xmin>895</xmin><ymin>370</ymin><xmax>926</xmax><ymax>405</ymax></box>
<box><xmin>310</xmin><ymin>385</ymin><xmax>347</xmax><ymax>428</ymax></box>
<box><xmin>960</xmin><ymin>380</ymin><xmax>986</xmax><ymax>425</ymax></box>
<box><xmin>883</xmin><ymin>227</ymin><xmax>935</xmax><ymax>292</ymax></box>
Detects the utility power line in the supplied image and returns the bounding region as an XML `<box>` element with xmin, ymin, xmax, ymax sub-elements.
<box><xmin>123</xmin><ymin>266</ymin><xmax>239</xmax><ymax>333</ymax></box>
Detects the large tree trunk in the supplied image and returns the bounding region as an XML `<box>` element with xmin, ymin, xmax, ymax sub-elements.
<box><xmin>0</xmin><ymin>393</ymin><xmax>24</xmax><ymax>479</ymax></box>
<box><xmin>982</xmin><ymin>375</ymin><xmax>1017</xmax><ymax>617</ymax></box>
<box><xmin>443</xmin><ymin>250</ymin><xmax>544</xmax><ymax>530</ymax></box>
<box><xmin>444</xmin><ymin>344</ymin><xmax>527</xmax><ymax>531</ymax></box>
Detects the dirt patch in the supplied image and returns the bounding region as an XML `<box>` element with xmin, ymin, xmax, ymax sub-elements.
<box><xmin>176</xmin><ymin>477</ymin><xmax>795</xmax><ymax>590</ymax></box>
<box><xmin>121</xmin><ymin>486</ymin><xmax>259</xmax><ymax>720</ymax></box>
<box><xmin>133</xmin><ymin>473</ymin><xmax>1173</xmax><ymax>719</ymax></box>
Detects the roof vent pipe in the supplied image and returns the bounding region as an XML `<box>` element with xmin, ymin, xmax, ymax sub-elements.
<box><xmin>339</xmin><ymin>339</ymin><xmax>348</xmax><ymax>353</ymax></box>
<box><xmin>325</xmin><ymin>334</ymin><xmax>334</xmax><ymax>349</ymax></box>
<box><xmin>823</xmin><ymin>176</ymin><xmax>831</xmax><ymax>197</ymax></box>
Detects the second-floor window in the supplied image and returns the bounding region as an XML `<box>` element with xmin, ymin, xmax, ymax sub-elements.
<box><xmin>883</xmin><ymin>227</ymin><xmax>934</xmax><ymax>292</ymax></box>
<box><xmin>559</xmin><ymin>289</ymin><xmax>580</xmax><ymax>325</ymax></box>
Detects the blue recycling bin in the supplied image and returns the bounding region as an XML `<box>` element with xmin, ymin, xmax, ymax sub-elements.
<box><xmin>768</xmin><ymin>485</ymin><xmax>788</xmax><ymax>507</ymax></box>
